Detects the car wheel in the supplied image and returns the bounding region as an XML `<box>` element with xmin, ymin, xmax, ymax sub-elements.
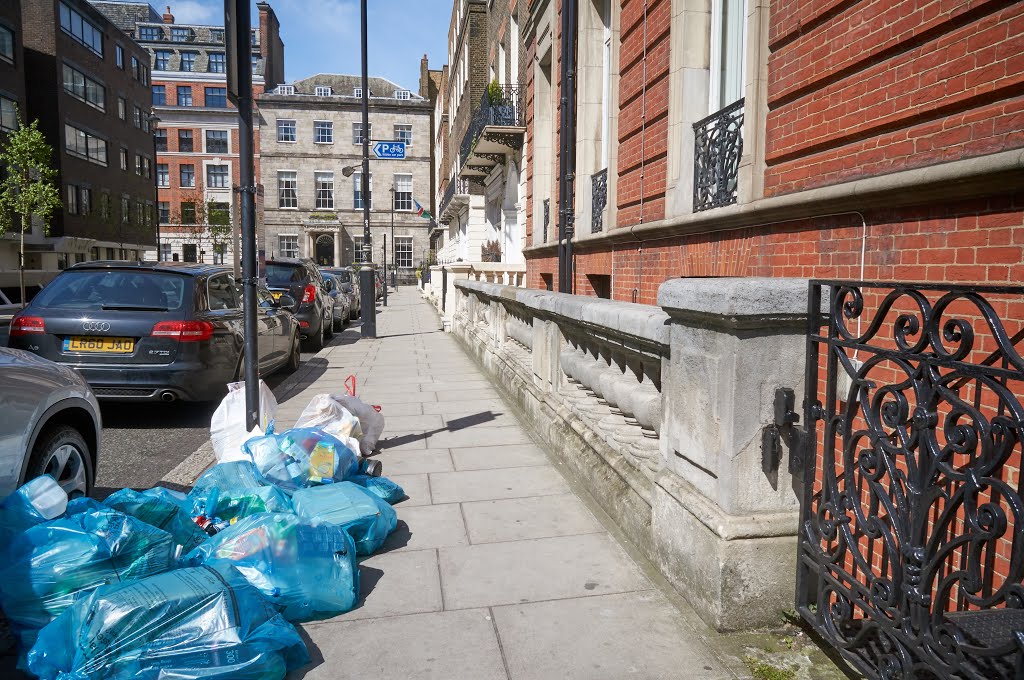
<box><xmin>285</xmin><ymin>333</ymin><xmax>301</xmax><ymax>373</ymax></box>
<box><xmin>324</xmin><ymin>310</ymin><xmax>335</xmax><ymax>339</ymax></box>
<box><xmin>333</xmin><ymin>309</ymin><xmax>344</xmax><ymax>332</ymax></box>
<box><xmin>26</xmin><ymin>425</ymin><xmax>94</xmax><ymax>498</ymax></box>
<box><xmin>306</xmin><ymin>319</ymin><xmax>325</xmax><ymax>352</ymax></box>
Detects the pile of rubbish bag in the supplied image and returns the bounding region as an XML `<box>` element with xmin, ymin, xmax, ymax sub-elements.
<box><xmin>0</xmin><ymin>384</ymin><xmax>404</xmax><ymax>679</ymax></box>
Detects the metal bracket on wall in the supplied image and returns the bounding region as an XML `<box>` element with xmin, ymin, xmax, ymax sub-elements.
<box><xmin>762</xmin><ymin>387</ymin><xmax>810</xmax><ymax>476</ymax></box>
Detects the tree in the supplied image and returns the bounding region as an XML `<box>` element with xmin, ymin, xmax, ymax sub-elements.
<box><xmin>170</xmin><ymin>183</ymin><xmax>209</xmax><ymax>262</ymax></box>
<box><xmin>0</xmin><ymin>117</ymin><xmax>62</xmax><ymax>306</ymax></box>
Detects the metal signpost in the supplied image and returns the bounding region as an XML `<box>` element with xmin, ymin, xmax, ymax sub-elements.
<box><xmin>225</xmin><ymin>0</ymin><xmax>260</xmax><ymax>431</ymax></box>
<box><xmin>359</xmin><ymin>0</ymin><xmax>376</xmax><ymax>338</ymax></box>
<box><xmin>372</xmin><ymin>141</ymin><xmax>406</xmax><ymax>160</ymax></box>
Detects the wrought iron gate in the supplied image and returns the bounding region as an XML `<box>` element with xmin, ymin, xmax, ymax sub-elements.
<box><xmin>796</xmin><ymin>281</ymin><xmax>1024</xmax><ymax>679</ymax></box>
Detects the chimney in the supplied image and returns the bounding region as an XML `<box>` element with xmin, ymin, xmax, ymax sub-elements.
<box><xmin>419</xmin><ymin>54</ymin><xmax>429</xmax><ymax>98</ymax></box>
<box><xmin>162</xmin><ymin>5</ymin><xmax>174</xmax><ymax>23</ymax></box>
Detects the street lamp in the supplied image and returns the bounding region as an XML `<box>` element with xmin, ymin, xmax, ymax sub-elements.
<box><xmin>390</xmin><ymin>185</ymin><xmax>396</xmax><ymax>290</ymax></box>
<box><xmin>146</xmin><ymin>114</ymin><xmax>162</xmax><ymax>260</ymax></box>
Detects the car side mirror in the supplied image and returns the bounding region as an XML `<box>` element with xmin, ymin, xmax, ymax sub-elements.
<box><xmin>341</xmin><ymin>283</ymin><xmax>353</xmax><ymax>293</ymax></box>
<box><xmin>278</xmin><ymin>293</ymin><xmax>296</xmax><ymax>308</ymax></box>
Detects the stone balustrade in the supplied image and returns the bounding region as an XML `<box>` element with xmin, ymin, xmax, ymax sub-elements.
<box><xmin>448</xmin><ymin>277</ymin><xmax>819</xmax><ymax>632</ymax></box>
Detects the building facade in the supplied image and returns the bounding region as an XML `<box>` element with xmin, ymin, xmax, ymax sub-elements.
<box><xmin>93</xmin><ymin>1</ymin><xmax>284</xmax><ymax>265</ymax></box>
<box><xmin>258</xmin><ymin>73</ymin><xmax>435</xmax><ymax>280</ymax></box>
<box><xmin>522</xmin><ymin>0</ymin><xmax>1024</xmax><ymax>301</ymax></box>
<box><xmin>1</xmin><ymin>0</ymin><xmax>156</xmax><ymax>299</ymax></box>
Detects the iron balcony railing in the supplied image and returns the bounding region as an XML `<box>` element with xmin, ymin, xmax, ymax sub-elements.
<box><xmin>591</xmin><ymin>168</ymin><xmax>608</xmax><ymax>233</ymax></box>
<box><xmin>459</xmin><ymin>84</ymin><xmax>524</xmax><ymax>167</ymax></box>
<box><xmin>692</xmin><ymin>98</ymin><xmax>744</xmax><ymax>212</ymax></box>
<box><xmin>440</xmin><ymin>177</ymin><xmax>470</xmax><ymax>216</ymax></box>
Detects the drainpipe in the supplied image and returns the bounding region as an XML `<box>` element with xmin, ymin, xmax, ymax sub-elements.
<box><xmin>557</xmin><ymin>0</ymin><xmax>578</xmax><ymax>294</ymax></box>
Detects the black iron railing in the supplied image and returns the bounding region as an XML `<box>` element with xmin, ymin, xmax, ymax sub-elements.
<box><xmin>459</xmin><ymin>85</ymin><xmax>524</xmax><ymax>167</ymax></box>
<box><xmin>591</xmin><ymin>168</ymin><xmax>608</xmax><ymax>233</ymax></box>
<box><xmin>692</xmin><ymin>98</ymin><xmax>744</xmax><ymax>212</ymax></box>
<box><xmin>797</xmin><ymin>280</ymin><xmax>1024</xmax><ymax>679</ymax></box>
<box><xmin>542</xmin><ymin>198</ymin><xmax>550</xmax><ymax>243</ymax></box>
<box><xmin>440</xmin><ymin>177</ymin><xmax>470</xmax><ymax>217</ymax></box>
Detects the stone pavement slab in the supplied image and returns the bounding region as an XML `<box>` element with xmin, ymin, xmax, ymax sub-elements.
<box><xmin>340</xmin><ymin>549</ymin><xmax>443</xmax><ymax>621</ymax></box>
<box><xmin>461</xmin><ymin>494</ymin><xmax>605</xmax><ymax>544</ymax></box>
<box><xmin>428</xmin><ymin>465</ymin><xmax>569</xmax><ymax>504</ymax></box>
<box><xmin>383</xmin><ymin>502</ymin><xmax>469</xmax><ymax>553</ymax></box>
<box><xmin>376</xmin><ymin>448</ymin><xmax>453</xmax><ymax>475</ymax></box>
<box><xmin>450</xmin><ymin>443</ymin><xmax>549</xmax><ymax>470</ymax></box>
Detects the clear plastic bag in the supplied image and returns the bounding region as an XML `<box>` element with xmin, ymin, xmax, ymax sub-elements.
<box><xmin>294</xmin><ymin>394</ymin><xmax>363</xmax><ymax>441</ymax></box>
<box><xmin>348</xmin><ymin>474</ymin><xmax>405</xmax><ymax>505</ymax></box>
<box><xmin>0</xmin><ymin>476</ymin><xmax>67</xmax><ymax>542</ymax></box>
<box><xmin>104</xmin><ymin>487</ymin><xmax>208</xmax><ymax>559</ymax></box>
<box><xmin>242</xmin><ymin>428</ymin><xmax>359</xmax><ymax>493</ymax></box>
<box><xmin>183</xmin><ymin>513</ymin><xmax>359</xmax><ymax>621</ymax></box>
<box><xmin>27</xmin><ymin>563</ymin><xmax>310</xmax><ymax>680</ymax></box>
<box><xmin>187</xmin><ymin>462</ymin><xmax>292</xmax><ymax>525</ymax></box>
<box><xmin>210</xmin><ymin>380</ymin><xmax>278</xmax><ymax>463</ymax></box>
<box><xmin>291</xmin><ymin>482</ymin><xmax>397</xmax><ymax>556</ymax></box>
<box><xmin>0</xmin><ymin>507</ymin><xmax>175</xmax><ymax>638</ymax></box>
<box><xmin>333</xmin><ymin>394</ymin><xmax>386</xmax><ymax>456</ymax></box>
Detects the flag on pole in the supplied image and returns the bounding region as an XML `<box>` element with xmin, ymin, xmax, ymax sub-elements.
<box><xmin>414</xmin><ymin>200</ymin><xmax>433</xmax><ymax>220</ymax></box>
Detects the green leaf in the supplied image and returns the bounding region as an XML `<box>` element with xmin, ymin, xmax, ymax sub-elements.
<box><xmin>0</xmin><ymin>116</ymin><xmax>62</xmax><ymax>238</ymax></box>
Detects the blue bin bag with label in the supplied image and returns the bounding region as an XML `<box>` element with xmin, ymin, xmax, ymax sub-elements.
<box><xmin>188</xmin><ymin>462</ymin><xmax>292</xmax><ymax>523</ymax></box>
<box><xmin>291</xmin><ymin>482</ymin><xmax>397</xmax><ymax>556</ymax></box>
<box><xmin>0</xmin><ymin>507</ymin><xmax>175</xmax><ymax>643</ymax></box>
<box><xmin>104</xmin><ymin>488</ymin><xmax>209</xmax><ymax>559</ymax></box>
<box><xmin>182</xmin><ymin>512</ymin><xmax>359</xmax><ymax>621</ymax></box>
<box><xmin>243</xmin><ymin>427</ymin><xmax>360</xmax><ymax>493</ymax></box>
<box><xmin>0</xmin><ymin>476</ymin><xmax>68</xmax><ymax>543</ymax></box>
<box><xmin>26</xmin><ymin>562</ymin><xmax>310</xmax><ymax>680</ymax></box>
<box><xmin>348</xmin><ymin>474</ymin><xmax>405</xmax><ymax>505</ymax></box>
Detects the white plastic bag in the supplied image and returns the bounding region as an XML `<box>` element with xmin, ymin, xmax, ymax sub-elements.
<box><xmin>333</xmin><ymin>394</ymin><xmax>385</xmax><ymax>456</ymax></box>
<box><xmin>210</xmin><ymin>380</ymin><xmax>278</xmax><ymax>463</ymax></box>
<box><xmin>294</xmin><ymin>394</ymin><xmax>363</xmax><ymax>441</ymax></box>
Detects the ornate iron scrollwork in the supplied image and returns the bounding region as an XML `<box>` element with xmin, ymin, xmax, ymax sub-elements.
<box><xmin>543</xmin><ymin>198</ymin><xmax>550</xmax><ymax>243</ymax></box>
<box><xmin>692</xmin><ymin>98</ymin><xmax>744</xmax><ymax>212</ymax></box>
<box><xmin>797</xmin><ymin>281</ymin><xmax>1024</xmax><ymax>679</ymax></box>
<box><xmin>459</xmin><ymin>85</ymin><xmax>524</xmax><ymax>167</ymax></box>
<box><xmin>591</xmin><ymin>168</ymin><xmax>608</xmax><ymax>233</ymax></box>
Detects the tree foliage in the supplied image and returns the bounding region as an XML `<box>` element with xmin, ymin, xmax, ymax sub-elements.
<box><xmin>0</xmin><ymin>118</ymin><xmax>62</xmax><ymax>238</ymax></box>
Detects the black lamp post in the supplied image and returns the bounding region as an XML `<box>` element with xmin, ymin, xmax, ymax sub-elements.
<box><xmin>357</xmin><ymin>0</ymin><xmax>376</xmax><ymax>337</ymax></box>
<box><xmin>146</xmin><ymin>114</ymin><xmax>162</xmax><ymax>260</ymax></box>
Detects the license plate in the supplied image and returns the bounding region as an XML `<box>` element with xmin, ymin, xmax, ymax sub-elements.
<box><xmin>63</xmin><ymin>336</ymin><xmax>135</xmax><ymax>353</ymax></box>
<box><xmin>271</xmin><ymin>291</ymin><xmax>283</xmax><ymax>300</ymax></box>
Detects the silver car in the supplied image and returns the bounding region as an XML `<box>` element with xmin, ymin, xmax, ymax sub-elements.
<box><xmin>0</xmin><ymin>348</ymin><xmax>101</xmax><ymax>497</ymax></box>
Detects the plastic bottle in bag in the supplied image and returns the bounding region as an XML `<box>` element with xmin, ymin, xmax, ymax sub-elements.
<box><xmin>291</xmin><ymin>482</ymin><xmax>397</xmax><ymax>556</ymax></box>
<box><xmin>27</xmin><ymin>563</ymin><xmax>310</xmax><ymax>680</ymax></box>
<box><xmin>242</xmin><ymin>428</ymin><xmax>359</xmax><ymax>493</ymax></box>
<box><xmin>348</xmin><ymin>474</ymin><xmax>405</xmax><ymax>505</ymax></box>
<box><xmin>104</xmin><ymin>487</ymin><xmax>209</xmax><ymax>559</ymax></box>
<box><xmin>187</xmin><ymin>462</ymin><xmax>293</xmax><ymax>523</ymax></box>
<box><xmin>183</xmin><ymin>512</ymin><xmax>359</xmax><ymax>621</ymax></box>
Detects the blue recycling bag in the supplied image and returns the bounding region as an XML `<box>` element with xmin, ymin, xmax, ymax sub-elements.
<box><xmin>183</xmin><ymin>512</ymin><xmax>359</xmax><ymax>621</ymax></box>
<box><xmin>0</xmin><ymin>476</ymin><xmax>67</xmax><ymax>543</ymax></box>
<box><xmin>27</xmin><ymin>563</ymin><xmax>310</xmax><ymax>680</ymax></box>
<box><xmin>0</xmin><ymin>507</ymin><xmax>175</xmax><ymax>638</ymax></box>
<box><xmin>291</xmin><ymin>482</ymin><xmax>397</xmax><ymax>555</ymax></box>
<box><xmin>243</xmin><ymin>427</ymin><xmax>360</xmax><ymax>493</ymax></box>
<box><xmin>188</xmin><ymin>461</ymin><xmax>292</xmax><ymax>523</ymax></box>
<box><xmin>348</xmin><ymin>474</ymin><xmax>405</xmax><ymax>505</ymax></box>
<box><xmin>104</xmin><ymin>487</ymin><xmax>208</xmax><ymax>558</ymax></box>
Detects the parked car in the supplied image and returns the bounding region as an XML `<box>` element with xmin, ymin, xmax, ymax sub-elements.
<box><xmin>265</xmin><ymin>258</ymin><xmax>334</xmax><ymax>350</ymax></box>
<box><xmin>0</xmin><ymin>348</ymin><xmax>101</xmax><ymax>497</ymax></box>
<box><xmin>7</xmin><ymin>262</ymin><xmax>300</xmax><ymax>403</ymax></box>
<box><xmin>323</xmin><ymin>275</ymin><xmax>352</xmax><ymax>331</ymax></box>
<box><xmin>320</xmin><ymin>267</ymin><xmax>359</xmax><ymax>318</ymax></box>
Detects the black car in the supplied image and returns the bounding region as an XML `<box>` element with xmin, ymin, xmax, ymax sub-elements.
<box><xmin>323</xmin><ymin>275</ymin><xmax>352</xmax><ymax>331</ymax></box>
<box><xmin>320</xmin><ymin>267</ymin><xmax>360</xmax><ymax>318</ymax></box>
<box><xmin>7</xmin><ymin>262</ymin><xmax>300</xmax><ymax>402</ymax></box>
<box><xmin>266</xmin><ymin>258</ymin><xmax>334</xmax><ymax>350</ymax></box>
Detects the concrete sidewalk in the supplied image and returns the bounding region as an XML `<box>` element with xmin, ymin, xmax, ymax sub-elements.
<box><xmin>278</xmin><ymin>288</ymin><xmax>826</xmax><ymax>680</ymax></box>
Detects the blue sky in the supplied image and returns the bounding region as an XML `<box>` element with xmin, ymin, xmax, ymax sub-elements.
<box><xmin>166</xmin><ymin>0</ymin><xmax>450</xmax><ymax>90</ymax></box>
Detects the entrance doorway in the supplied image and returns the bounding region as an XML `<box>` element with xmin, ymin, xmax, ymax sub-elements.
<box><xmin>315</xmin><ymin>234</ymin><xmax>334</xmax><ymax>266</ymax></box>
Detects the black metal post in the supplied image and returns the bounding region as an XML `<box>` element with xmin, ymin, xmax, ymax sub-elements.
<box><xmin>359</xmin><ymin>0</ymin><xmax>376</xmax><ymax>337</ymax></box>
<box><xmin>147</xmin><ymin>115</ymin><xmax>161</xmax><ymax>260</ymax></box>
<box><xmin>382</xmin><ymin>231</ymin><xmax>387</xmax><ymax>306</ymax></box>
<box><xmin>227</xmin><ymin>0</ymin><xmax>260</xmax><ymax>431</ymax></box>
<box><xmin>557</xmin><ymin>0</ymin><xmax>578</xmax><ymax>293</ymax></box>
<box><xmin>390</xmin><ymin>186</ymin><xmax>395</xmax><ymax>290</ymax></box>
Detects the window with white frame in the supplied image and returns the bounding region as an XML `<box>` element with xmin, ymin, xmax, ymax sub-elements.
<box><xmin>279</xmin><ymin>235</ymin><xmax>298</xmax><ymax>259</ymax></box>
<box><xmin>711</xmin><ymin>0</ymin><xmax>747</xmax><ymax>111</ymax></box>
<box><xmin>157</xmin><ymin>163</ymin><xmax>168</xmax><ymax>187</ymax></box>
<box><xmin>353</xmin><ymin>236</ymin><xmax>366</xmax><ymax>263</ymax></box>
<box><xmin>206</xmin><ymin>129</ymin><xmax>228</xmax><ymax>153</ymax></box>
<box><xmin>208</xmin><ymin>52</ymin><xmax>226</xmax><ymax>73</ymax></box>
<box><xmin>315</xmin><ymin>172</ymin><xmax>334</xmax><ymax>209</ymax></box>
<box><xmin>393</xmin><ymin>174</ymin><xmax>412</xmax><ymax>211</ymax></box>
<box><xmin>394</xmin><ymin>123</ymin><xmax>412</xmax><ymax>146</ymax></box>
<box><xmin>275</xmin><ymin>85</ymin><xmax>294</xmax><ymax>95</ymax></box>
<box><xmin>394</xmin><ymin>90</ymin><xmax>411</xmax><ymax>100</ymax></box>
<box><xmin>353</xmin><ymin>172</ymin><xmax>371</xmax><ymax>209</ymax></box>
<box><xmin>277</xmin><ymin>119</ymin><xmax>296</xmax><ymax>142</ymax></box>
<box><xmin>159</xmin><ymin>242</ymin><xmax>172</xmax><ymax>260</ymax></box>
<box><xmin>352</xmin><ymin>122</ymin><xmax>371</xmax><ymax>144</ymax></box>
<box><xmin>278</xmin><ymin>171</ymin><xmax>297</xmax><ymax>208</ymax></box>
<box><xmin>395</xmin><ymin>236</ymin><xmax>413</xmax><ymax>268</ymax></box>
<box><xmin>353</xmin><ymin>87</ymin><xmax>362</xmax><ymax>98</ymax></box>
<box><xmin>180</xmin><ymin>51</ymin><xmax>198</xmax><ymax>72</ymax></box>
<box><xmin>206</xmin><ymin>164</ymin><xmax>229</xmax><ymax>188</ymax></box>
<box><xmin>315</xmin><ymin>86</ymin><xmax>332</xmax><ymax>96</ymax></box>
<box><xmin>314</xmin><ymin>120</ymin><xmax>333</xmax><ymax>144</ymax></box>
<box><xmin>154</xmin><ymin>49</ymin><xmax>171</xmax><ymax>70</ymax></box>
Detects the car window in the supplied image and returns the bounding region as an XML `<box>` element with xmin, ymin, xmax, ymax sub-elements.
<box><xmin>207</xmin><ymin>274</ymin><xmax>239</xmax><ymax>310</ymax></box>
<box><xmin>31</xmin><ymin>270</ymin><xmax>189</xmax><ymax>311</ymax></box>
<box><xmin>266</xmin><ymin>264</ymin><xmax>305</xmax><ymax>285</ymax></box>
<box><xmin>257</xmin><ymin>288</ymin><xmax>276</xmax><ymax>309</ymax></box>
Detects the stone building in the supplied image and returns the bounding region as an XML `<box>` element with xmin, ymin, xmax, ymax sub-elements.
<box><xmin>92</xmin><ymin>1</ymin><xmax>284</xmax><ymax>265</ymax></box>
<box><xmin>0</xmin><ymin>0</ymin><xmax>156</xmax><ymax>300</ymax></box>
<box><xmin>523</xmin><ymin>0</ymin><xmax>1024</xmax><ymax>301</ymax></box>
<box><xmin>258</xmin><ymin>72</ymin><xmax>435</xmax><ymax>281</ymax></box>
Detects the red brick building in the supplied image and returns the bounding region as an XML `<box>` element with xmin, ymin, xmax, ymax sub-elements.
<box><xmin>94</xmin><ymin>1</ymin><xmax>284</xmax><ymax>264</ymax></box>
<box><xmin>523</xmin><ymin>0</ymin><xmax>1024</xmax><ymax>303</ymax></box>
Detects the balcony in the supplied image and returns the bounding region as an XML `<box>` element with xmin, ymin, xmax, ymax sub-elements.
<box><xmin>459</xmin><ymin>85</ymin><xmax>525</xmax><ymax>184</ymax></box>
<box><xmin>692</xmin><ymin>98</ymin><xmax>744</xmax><ymax>212</ymax></box>
<box><xmin>439</xmin><ymin>178</ymin><xmax>471</xmax><ymax>224</ymax></box>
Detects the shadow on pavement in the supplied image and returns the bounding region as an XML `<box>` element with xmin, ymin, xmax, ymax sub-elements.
<box><xmin>377</xmin><ymin>411</ymin><xmax>499</xmax><ymax>450</ymax></box>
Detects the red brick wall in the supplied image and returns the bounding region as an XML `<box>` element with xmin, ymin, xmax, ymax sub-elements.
<box><xmin>765</xmin><ymin>0</ymin><xmax>1024</xmax><ymax>196</ymax></box>
<box><xmin>615</xmin><ymin>0</ymin><xmax>671</xmax><ymax>226</ymax></box>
